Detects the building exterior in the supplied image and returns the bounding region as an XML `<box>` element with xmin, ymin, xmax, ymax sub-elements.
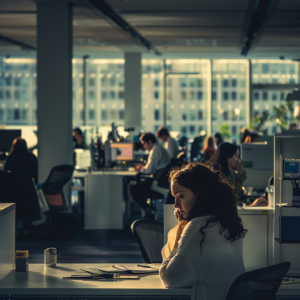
<box><xmin>0</xmin><ymin>57</ymin><xmax>298</xmax><ymax>142</ymax></box>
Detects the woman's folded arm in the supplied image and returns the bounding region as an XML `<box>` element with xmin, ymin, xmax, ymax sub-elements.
<box><xmin>159</xmin><ymin>250</ymin><xmax>197</xmax><ymax>288</ymax></box>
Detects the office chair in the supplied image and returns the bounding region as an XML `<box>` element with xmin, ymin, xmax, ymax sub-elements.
<box><xmin>225</xmin><ymin>262</ymin><xmax>290</xmax><ymax>300</ymax></box>
<box><xmin>0</xmin><ymin>170</ymin><xmax>41</xmax><ymax>237</ymax></box>
<box><xmin>38</xmin><ymin>164</ymin><xmax>75</xmax><ymax>238</ymax></box>
<box><xmin>131</xmin><ymin>219</ymin><xmax>164</xmax><ymax>263</ymax></box>
<box><xmin>38</xmin><ymin>164</ymin><xmax>74</xmax><ymax>212</ymax></box>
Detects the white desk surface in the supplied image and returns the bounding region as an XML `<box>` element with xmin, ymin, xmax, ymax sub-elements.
<box><xmin>0</xmin><ymin>264</ymin><xmax>194</xmax><ymax>297</ymax></box>
<box><xmin>0</xmin><ymin>203</ymin><xmax>15</xmax><ymax>217</ymax></box>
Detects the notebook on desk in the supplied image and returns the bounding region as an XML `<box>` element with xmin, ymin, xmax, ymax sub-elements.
<box><xmin>85</xmin><ymin>264</ymin><xmax>160</xmax><ymax>275</ymax></box>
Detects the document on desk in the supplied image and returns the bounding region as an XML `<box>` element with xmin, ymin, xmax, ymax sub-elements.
<box><xmin>86</xmin><ymin>264</ymin><xmax>160</xmax><ymax>274</ymax></box>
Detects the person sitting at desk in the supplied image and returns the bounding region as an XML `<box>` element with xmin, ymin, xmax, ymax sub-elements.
<box><xmin>73</xmin><ymin>127</ymin><xmax>85</xmax><ymax>149</ymax></box>
<box><xmin>160</xmin><ymin>162</ymin><xmax>249</xmax><ymax>300</ymax></box>
<box><xmin>244</xmin><ymin>132</ymin><xmax>260</xmax><ymax>143</ymax></box>
<box><xmin>209</xmin><ymin>142</ymin><xmax>246</xmax><ymax>201</ymax></box>
<box><xmin>156</xmin><ymin>127</ymin><xmax>178</xmax><ymax>159</ymax></box>
<box><xmin>131</xmin><ymin>132</ymin><xmax>170</xmax><ymax>218</ymax></box>
<box><xmin>4</xmin><ymin>137</ymin><xmax>38</xmax><ymax>184</ymax></box>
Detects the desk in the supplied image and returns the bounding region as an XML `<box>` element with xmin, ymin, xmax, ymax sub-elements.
<box><xmin>0</xmin><ymin>263</ymin><xmax>195</xmax><ymax>300</ymax></box>
<box><xmin>0</xmin><ymin>203</ymin><xmax>15</xmax><ymax>281</ymax></box>
<box><xmin>0</xmin><ymin>264</ymin><xmax>298</xmax><ymax>299</ymax></box>
<box><xmin>164</xmin><ymin>204</ymin><xmax>273</xmax><ymax>272</ymax></box>
<box><xmin>73</xmin><ymin>170</ymin><xmax>137</xmax><ymax>230</ymax></box>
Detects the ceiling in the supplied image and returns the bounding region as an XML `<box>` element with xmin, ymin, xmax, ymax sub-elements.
<box><xmin>0</xmin><ymin>0</ymin><xmax>299</xmax><ymax>59</ymax></box>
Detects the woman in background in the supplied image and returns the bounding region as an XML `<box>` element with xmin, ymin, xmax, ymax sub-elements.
<box><xmin>201</xmin><ymin>136</ymin><xmax>216</xmax><ymax>161</ymax></box>
<box><xmin>4</xmin><ymin>137</ymin><xmax>38</xmax><ymax>184</ymax></box>
<box><xmin>244</xmin><ymin>133</ymin><xmax>260</xmax><ymax>143</ymax></box>
<box><xmin>209</xmin><ymin>142</ymin><xmax>246</xmax><ymax>200</ymax></box>
<box><xmin>214</xmin><ymin>132</ymin><xmax>223</xmax><ymax>147</ymax></box>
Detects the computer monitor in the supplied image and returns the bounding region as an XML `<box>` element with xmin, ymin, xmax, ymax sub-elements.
<box><xmin>241</xmin><ymin>143</ymin><xmax>274</xmax><ymax>190</ymax></box>
<box><xmin>0</xmin><ymin>129</ymin><xmax>22</xmax><ymax>152</ymax></box>
<box><xmin>110</xmin><ymin>143</ymin><xmax>133</xmax><ymax>161</ymax></box>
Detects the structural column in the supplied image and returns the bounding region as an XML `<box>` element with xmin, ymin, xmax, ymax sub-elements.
<box><xmin>37</xmin><ymin>2</ymin><xmax>73</xmax><ymax>183</ymax></box>
<box><xmin>124</xmin><ymin>53</ymin><xmax>142</xmax><ymax>137</ymax></box>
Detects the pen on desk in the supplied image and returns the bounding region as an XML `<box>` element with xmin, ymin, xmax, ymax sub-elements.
<box><xmin>137</xmin><ymin>264</ymin><xmax>154</xmax><ymax>269</ymax></box>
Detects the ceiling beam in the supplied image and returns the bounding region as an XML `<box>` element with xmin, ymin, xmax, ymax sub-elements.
<box><xmin>240</xmin><ymin>0</ymin><xmax>280</xmax><ymax>56</ymax></box>
<box><xmin>79</xmin><ymin>0</ymin><xmax>161</xmax><ymax>55</ymax></box>
<box><xmin>0</xmin><ymin>34</ymin><xmax>36</xmax><ymax>51</ymax></box>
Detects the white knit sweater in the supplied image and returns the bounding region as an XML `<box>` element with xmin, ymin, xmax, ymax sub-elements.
<box><xmin>160</xmin><ymin>216</ymin><xmax>247</xmax><ymax>300</ymax></box>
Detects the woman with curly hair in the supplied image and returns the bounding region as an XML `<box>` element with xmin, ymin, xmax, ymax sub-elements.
<box><xmin>160</xmin><ymin>162</ymin><xmax>250</xmax><ymax>300</ymax></box>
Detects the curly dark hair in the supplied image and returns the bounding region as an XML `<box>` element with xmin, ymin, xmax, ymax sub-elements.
<box><xmin>169</xmin><ymin>162</ymin><xmax>247</xmax><ymax>252</ymax></box>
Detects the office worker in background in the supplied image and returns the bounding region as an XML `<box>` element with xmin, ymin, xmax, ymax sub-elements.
<box><xmin>209</xmin><ymin>142</ymin><xmax>246</xmax><ymax>201</ymax></box>
<box><xmin>156</xmin><ymin>127</ymin><xmax>178</xmax><ymax>159</ymax></box>
<box><xmin>201</xmin><ymin>136</ymin><xmax>216</xmax><ymax>161</ymax></box>
<box><xmin>289</xmin><ymin>123</ymin><xmax>297</xmax><ymax>130</ymax></box>
<box><xmin>132</xmin><ymin>132</ymin><xmax>170</xmax><ymax>218</ymax></box>
<box><xmin>160</xmin><ymin>163</ymin><xmax>249</xmax><ymax>300</ymax></box>
<box><xmin>243</xmin><ymin>132</ymin><xmax>260</xmax><ymax>143</ymax></box>
<box><xmin>240</xmin><ymin>128</ymin><xmax>251</xmax><ymax>144</ymax></box>
<box><xmin>4</xmin><ymin>137</ymin><xmax>38</xmax><ymax>184</ymax></box>
<box><xmin>73</xmin><ymin>127</ymin><xmax>85</xmax><ymax>149</ymax></box>
<box><xmin>134</xmin><ymin>132</ymin><xmax>170</xmax><ymax>174</ymax></box>
<box><xmin>214</xmin><ymin>132</ymin><xmax>223</xmax><ymax>147</ymax></box>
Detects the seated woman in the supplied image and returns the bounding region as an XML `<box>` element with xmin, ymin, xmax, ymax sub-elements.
<box><xmin>4</xmin><ymin>137</ymin><xmax>38</xmax><ymax>184</ymax></box>
<box><xmin>244</xmin><ymin>133</ymin><xmax>260</xmax><ymax>143</ymax></box>
<box><xmin>201</xmin><ymin>136</ymin><xmax>216</xmax><ymax>161</ymax></box>
<box><xmin>160</xmin><ymin>162</ymin><xmax>250</xmax><ymax>300</ymax></box>
<box><xmin>209</xmin><ymin>142</ymin><xmax>246</xmax><ymax>200</ymax></box>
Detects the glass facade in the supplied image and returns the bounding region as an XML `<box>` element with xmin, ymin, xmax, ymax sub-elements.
<box><xmin>0</xmin><ymin>57</ymin><xmax>298</xmax><ymax>141</ymax></box>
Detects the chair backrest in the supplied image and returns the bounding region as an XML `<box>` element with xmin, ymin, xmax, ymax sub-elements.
<box><xmin>155</xmin><ymin>158</ymin><xmax>184</xmax><ymax>188</ymax></box>
<box><xmin>0</xmin><ymin>170</ymin><xmax>41</xmax><ymax>222</ymax></box>
<box><xmin>131</xmin><ymin>219</ymin><xmax>164</xmax><ymax>263</ymax></box>
<box><xmin>225</xmin><ymin>262</ymin><xmax>291</xmax><ymax>300</ymax></box>
<box><xmin>42</xmin><ymin>164</ymin><xmax>74</xmax><ymax>194</ymax></box>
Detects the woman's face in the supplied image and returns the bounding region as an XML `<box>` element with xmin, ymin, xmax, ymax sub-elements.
<box><xmin>227</xmin><ymin>149</ymin><xmax>239</xmax><ymax>171</ymax></box>
<box><xmin>171</xmin><ymin>181</ymin><xmax>196</xmax><ymax>220</ymax></box>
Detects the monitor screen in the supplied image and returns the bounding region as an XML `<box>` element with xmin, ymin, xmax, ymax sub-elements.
<box><xmin>110</xmin><ymin>143</ymin><xmax>133</xmax><ymax>161</ymax></box>
<box><xmin>0</xmin><ymin>129</ymin><xmax>22</xmax><ymax>152</ymax></box>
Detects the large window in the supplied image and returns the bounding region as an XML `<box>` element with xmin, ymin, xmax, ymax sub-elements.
<box><xmin>0</xmin><ymin>57</ymin><xmax>298</xmax><ymax>142</ymax></box>
<box><xmin>211</xmin><ymin>60</ymin><xmax>249</xmax><ymax>142</ymax></box>
<box><xmin>142</xmin><ymin>59</ymin><xmax>209</xmax><ymax>136</ymax></box>
<box><xmin>252</xmin><ymin>60</ymin><xmax>299</xmax><ymax>134</ymax></box>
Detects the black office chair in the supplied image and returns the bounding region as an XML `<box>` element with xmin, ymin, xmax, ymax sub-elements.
<box><xmin>0</xmin><ymin>170</ymin><xmax>41</xmax><ymax>237</ymax></box>
<box><xmin>225</xmin><ymin>262</ymin><xmax>290</xmax><ymax>300</ymax></box>
<box><xmin>38</xmin><ymin>164</ymin><xmax>74</xmax><ymax>213</ymax></box>
<box><xmin>131</xmin><ymin>219</ymin><xmax>164</xmax><ymax>263</ymax></box>
<box><xmin>38</xmin><ymin>164</ymin><xmax>75</xmax><ymax>238</ymax></box>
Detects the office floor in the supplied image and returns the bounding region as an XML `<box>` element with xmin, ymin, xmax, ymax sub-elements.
<box><xmin>16</xmin><ymin>214</ymin><xmax>144</xmax><ymax>264</ymax></box>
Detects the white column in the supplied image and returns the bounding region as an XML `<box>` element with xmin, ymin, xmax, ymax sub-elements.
<box><xmin>124</xmin><ymin>53</ymin><xmax>142</xmax><ymax>137</ymax></box>
<box><xmin>37</xmin><ymin>2</ymin><xmax>73</xmax><ymax>184</ymax></box>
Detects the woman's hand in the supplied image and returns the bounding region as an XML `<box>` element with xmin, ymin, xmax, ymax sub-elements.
<box><xmin>174</xmin><ymin>209</ymin><xmax>183</xmax><ymax>223</ymax></box>
<box><xmin>248</xmin><ymin>197</ymin><xmax>269</xmax><ymax>207</ymax></box>
<box><xmin>174</xmin><ymin>220</ymin><xmax>189</xmax><ymax>248</ymax></box>
<box><xmin>236</xmin><ymin>159</ymin><xmax>245</xmax><ymax>175</ymax></box>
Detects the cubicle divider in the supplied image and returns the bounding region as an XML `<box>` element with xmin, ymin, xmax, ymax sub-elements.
<box><xmin>274</xmin><ymin>135</ymin><xmax>300</xmax><ymax>274</ymax></box>
<box><xmin>0</xmin><ymin>203</ymin><xmax>15</xmax><ymax>281</ymax></box>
